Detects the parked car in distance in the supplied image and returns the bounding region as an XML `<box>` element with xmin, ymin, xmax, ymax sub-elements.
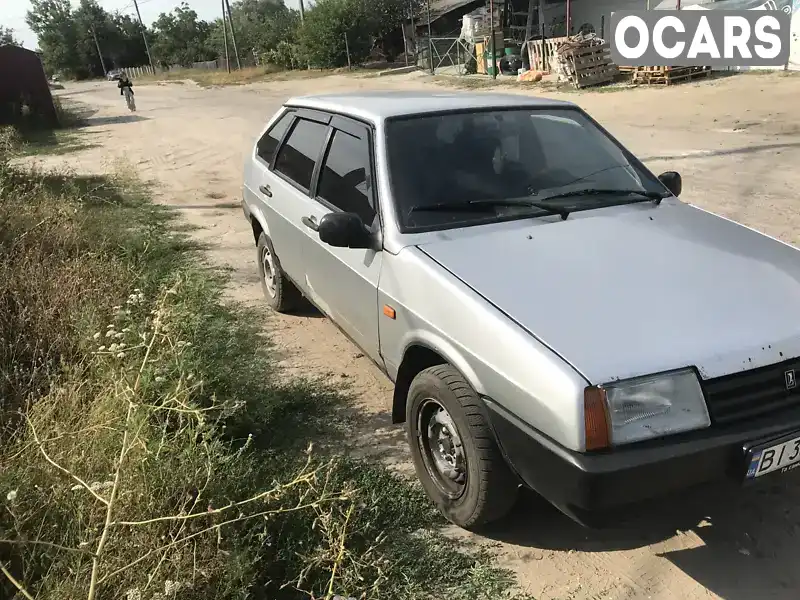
<box><xmin>241</xmin><ymin>91</ymin><xmax>800</xmax><ymax>530</ymax></box>
<box><xmin>107</xmin><ymin>69</ymin><xmax>123</xmax><ymax>81</ymax></box>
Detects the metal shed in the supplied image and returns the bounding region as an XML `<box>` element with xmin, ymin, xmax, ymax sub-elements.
<box><xmin>0</xmin><ymin>44</ymin><xmax>58</xmax><ymax>126</ymax></box>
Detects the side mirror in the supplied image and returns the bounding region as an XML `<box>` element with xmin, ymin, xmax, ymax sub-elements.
<box><xmin>658</xmin><ymin>171</ymin><xmax>682</xmax><ymax>197</ymax></box>
<box><xmin>317</xmin><ymin>212</ymin><xmax>372</xmax><ymax>249</ymax></box>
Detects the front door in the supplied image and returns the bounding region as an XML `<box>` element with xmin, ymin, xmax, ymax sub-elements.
<box><xmin>299</xmin><ymin>117</ymin><xmax>383</xmax><ymax>361</ymax></box>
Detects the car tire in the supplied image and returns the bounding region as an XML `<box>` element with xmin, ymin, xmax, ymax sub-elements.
<box><xmin>256</xmin><ymin>232</ymin><xmax>301</xmax><ymax>313</ymax></box>
<box><xmin>406</xmin><ymin>365</ymin><xmax>519</xmax><ymax>530</ymax></box>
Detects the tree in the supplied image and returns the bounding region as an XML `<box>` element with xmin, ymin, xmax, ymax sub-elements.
<box><xmin>206</xmin><ymin>1</ymin><xmax>300</xmax><ymax>66</ymax></box>
<box><xmin>26</xmin><ymin>0</ymin><xmax>150</xmax><ymax>79</ymax></box>
<box><xmin>151</xmin><ymin>3</ymin><xmax>215</xmax><ymax>67</ymax></box>
<box><xmin>27</xmin><ymin>0</ymin><xmax>84</xmax><ymax>77</ymax></box>
<box><xmin>0</xmin><ymin>26</ymin><xmax>19</xmax><ymax>45</ymax></box>
<box><xmin>297</xmin><ymin>0</ymin><xmax>416</xmax><ymax>68</ymax></box>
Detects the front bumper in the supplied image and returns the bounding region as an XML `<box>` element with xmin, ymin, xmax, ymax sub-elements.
<box><xmin>485</xmin><ymin>398</ymin><xmax>800</xmax><ymax>527</ymax></box>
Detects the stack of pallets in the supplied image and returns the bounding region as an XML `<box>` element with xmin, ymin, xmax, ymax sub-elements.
<box><xmin>552</xmin><ymin>34</ymin><xmax>619</xmax><ymax>89</ymax></box>
<box><xmin>630</xmin><ymin>66</ymin><xmax>712</xmax><ymax>85</ymax></box>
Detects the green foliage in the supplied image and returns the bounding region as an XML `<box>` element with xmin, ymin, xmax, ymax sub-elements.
<box><xmin>151</xmin><ymin>2</ymin><xmax>215</xmax><ymax>68</ymax></box>
<box><xmin>209</xmin><ymin>0</ymin><xmax>300</xmax><ymax>60</ymax></box>
<box><xmin>0</xmin><ymin>26</ymin><xmax>18</xmax><ymax>45</ymax></box>
<box><xmin>297</xmin><ymin>0</ymin><xmax>372</xmax><ymax>68</ymax></box>
<box><xmin>297</xmin><ymin>0</ymin><xmax>417</xmax><ymax>68</ymax></box>
<box><xmin>262</xmin><ymin>40</ymin><xmax>302</xmax><ymax>69</ymax></box>
<box><xmin>26</xmin><ymin>0</ymin><xmax>149</xmax><ymax>79</ymax></box>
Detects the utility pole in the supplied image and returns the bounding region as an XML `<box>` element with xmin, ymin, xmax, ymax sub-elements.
<box><xmin>89</xmin><ymin>25</ymin><xmax>107</xmax><ymax>75</ymax></box>
<box><xmin>426</xmin><ymin>0</ymin><xmax>433</xmax><ymax>74</ymax></box>
<box><xmin>224</xmin><ymin>0</ymin><xmax>242</xmax><ymax>69</ymax></box>
<box><xmin>299</xmin><ymin>0</ymin><xmax>305</xmax><ymax>22</ymax></box>
<box><xmin>221</xmin><ymin>0</ymin><xmax>231</xmax><ymax>73</ymax></box>
<box><xmin>489</xmin><ymin>0</ymin><xmax>496</xmax><ymax>79</ymax></box>
<box><xmin>132</xmin><ymin>0</ymin><xmax>155</xmax><ymax>73</ymax></box>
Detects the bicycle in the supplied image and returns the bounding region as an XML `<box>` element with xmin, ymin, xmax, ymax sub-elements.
<box><xmin>123</xmin><ymin>87</ymin><xmax>136</xmax><ymax>112</ymax></box>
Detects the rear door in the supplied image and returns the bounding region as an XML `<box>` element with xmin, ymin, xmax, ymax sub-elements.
<box><xmin>245</xmin><ymin>109</ymin><xmax>331</xmax><ymax>287</ymax></box>
<box><xmin>300</xmin><ymin>116</ymin><xmax>383</xmax><ymax>361</ymax></box>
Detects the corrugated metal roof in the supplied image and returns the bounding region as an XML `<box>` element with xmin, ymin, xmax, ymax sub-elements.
<box><xmin>422</xmin><ymin>0</ymin><xmax>482</xmax><ymax>22</ymax></box>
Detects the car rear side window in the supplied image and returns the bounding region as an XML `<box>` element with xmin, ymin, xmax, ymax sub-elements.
<box><xmin>317</xmin><ymin>130</ymin><xmax>375</xmax><ymax>224</ymax></box>
<box><xmin>256</xmin><ymin>111</ymin><xmax>293</xmax><ymax>166</ymax></box>
<box><xmin>273</xmin><ymin>118</ymin><xmax>329</xmax><ymax>191</ymax></box>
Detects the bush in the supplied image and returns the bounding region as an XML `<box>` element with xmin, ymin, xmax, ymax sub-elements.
<box><xmin>297</xmin><ymin>0</ymin><xmax>373</xmax><ymax>68</ymax></box>
<box><xmin>262</xmin><ymin>41</ymin><xmax>303</xmax><ymax>70</ymax></box>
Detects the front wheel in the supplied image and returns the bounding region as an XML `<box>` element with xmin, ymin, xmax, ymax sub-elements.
<box><xmin>406</xmin><ymin>365</ymin><xmax>519</xmax><ymax>530</ymax></box>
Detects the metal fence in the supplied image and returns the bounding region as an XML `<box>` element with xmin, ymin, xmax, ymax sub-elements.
<box><xmin>416</xmin><ymin>37</ymin><xmax>476</xmax><ymax>76</ymax></box>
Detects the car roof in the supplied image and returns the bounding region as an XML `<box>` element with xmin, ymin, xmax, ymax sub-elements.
<box><xmin>285</xmin><ymin>90</ymin><xmax>576</xmax><ymax>124</ymax></box>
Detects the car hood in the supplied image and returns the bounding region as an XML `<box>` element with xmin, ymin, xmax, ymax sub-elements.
<box><xmin>416</xmin><ymin>201</ymin><xmax>800</xmax><ymax>384</ymax></box>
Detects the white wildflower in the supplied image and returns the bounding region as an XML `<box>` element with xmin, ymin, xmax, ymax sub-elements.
<box><xmin>125</xmin><ymin>589</ymin><xmax>142</xmax><ymax>600</ymax></box>
<box><xmin>107</xmin><ymin>324</ymin><xmax>114</xmax><ymax>329</ymax></box>
<box><xmin>116</xmin><ymin>352</ymin><xmax>126</xmax><ymax>359</ymax></box>
<box><xmin>89</xmin><ymin>481</ymin><xmax>113</xmax><ymax>492</ymax></box>
<box><xmin>155</xmin><ymin>376</ymin><xmax>165</xmax><ymax>383</ymax></box>
<box><xmin>92</xmin><ymin>332</ymin><xmax>101</xmax><ymax>340</ymax></box>
<box><xmin>109</xmin><ymin>343</ymin><xmax>119</xmax><ymax>352</ymax></box>
<box><xmin>78</xmin><ymin>541</ymin><xmax>90</xmax><ymax>548</ymax></box>
<box><xmin>164</xmin><ymin>580</ymin><xmax>184</xmax><ymax>596</ymax></box>
<box><xmin>114</xmin><ymin>332</ymin><xmax>123</xmax><ymax>339</ymax></box>
<box><xmin>186</xmin><ymin>373</ymin><xmax>194</xmax><ymax>381</ymax></box>
<box><xmin>121</xmin><ymin>328</ymin><xmax>131</xmax><ymax>333</ymax></box>
<box><xmin>6</xmin><ymin>490</ymin><xmax>17</xmax><ymax>502</ymax></box>
<box><xmin>112</xmin><ymin>306</ymin><xmax>121</xmax><ymax>311</ymax></box>
<box><xmin>71</xmin><ymin>484</ymin><xmax>83</xmax><ymax>491</ymax></box>
<box><xmin>105</xmin><ymin>330</ymin><xmax>115</xmax><ymax>338</ymax></box>
<box><xmin>98</xmin><ymin>346</ymin><xmax>107</xmax><ymax>352</ymax></box>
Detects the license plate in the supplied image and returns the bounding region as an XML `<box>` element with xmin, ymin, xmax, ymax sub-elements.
<box><xmin>745</xmin><ymin>433</ymin><xmax>800</xmax><ymax>480</ymax></box>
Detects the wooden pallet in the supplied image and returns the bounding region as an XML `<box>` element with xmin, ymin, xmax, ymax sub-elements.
<box><xmin>558</xmin><ymin>42</ymin><xmax>618</xmax><ymax>88</ymax></box>
<box><xmin>632</xmin><ymin>65</ymin><xmax>711</xmax><ymax>85</ymax></box>
<box><xmin>525</xmin><ymin>36</ymin><xmax>569</xmax><ymax>73</ymax></box>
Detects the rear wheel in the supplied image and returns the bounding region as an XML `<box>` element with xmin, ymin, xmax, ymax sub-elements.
<box><xmin>406</xmin><ymin>365</ymin><xmax>519</xmax><ymax>530</ymax></box>
<box><xmin>256</xmin><ymin>232</ymin><xmax>301</xmax><ymax>313</ymax></box>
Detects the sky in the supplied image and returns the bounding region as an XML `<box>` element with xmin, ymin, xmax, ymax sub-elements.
<box><xmin>1</xmin><ymin>0</ymin><xmax>303</xmax><ymax>50</ymax></box>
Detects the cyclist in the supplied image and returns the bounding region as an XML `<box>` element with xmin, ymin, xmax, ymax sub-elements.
<box><xmin>117</xmin><ymin>72</ymin><xmax>135</xmax><ymax>110</ymax></box>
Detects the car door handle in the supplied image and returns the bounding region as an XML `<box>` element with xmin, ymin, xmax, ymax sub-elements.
<box><xmin>258</xmin><ymin>184</ymin><xmax>272</xmax><ymax>197</ymax></box>
<box><xmin>301</xmin><ymin>216</ymin><xmax>319</xmax><ymax>231</ymax></box>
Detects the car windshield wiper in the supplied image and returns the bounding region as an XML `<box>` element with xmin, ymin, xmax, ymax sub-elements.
<box><xmin>537</xmin><ymin>188</ymin><xmax>666</xmax><ymax>203</ymax></box>
<box><xmin>408</xmin><ymin>198</ymin><xmax>571</xmax><ymax>220</ymax></box>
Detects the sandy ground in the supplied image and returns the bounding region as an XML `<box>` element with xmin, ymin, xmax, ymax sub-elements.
<box><xmin>36</xmin><ymin>70</ymin><xmax>800</xmax><ymax>600</ymax></box>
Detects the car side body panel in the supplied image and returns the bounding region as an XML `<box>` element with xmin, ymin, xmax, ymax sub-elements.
<box><xmin>378</xmin><ymin>246</ymin><xmax>590</xmax><ymax>451</ymax></box>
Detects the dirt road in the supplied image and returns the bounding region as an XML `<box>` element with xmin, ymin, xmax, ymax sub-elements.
<box><xmin>43</xmin><ymin>71</ymin><xmax>800</xmax><ymax>600</ymax></box>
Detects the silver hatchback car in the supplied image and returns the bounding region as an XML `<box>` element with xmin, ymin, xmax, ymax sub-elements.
<box><xmin>241</xmin><ymin>91</ymin><xmax>800</xmax><ymax>530</ymax></box>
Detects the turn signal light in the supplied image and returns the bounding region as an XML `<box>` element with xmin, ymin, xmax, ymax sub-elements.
<box><xmin>584</xmin><ymin>386</ymin><xmax>611</xmax><ymax>451</ymax></box>
<box><xmin>383</xmin><ymin>305</ymin><xmax>396</xmax><ymax>319</ymax></box>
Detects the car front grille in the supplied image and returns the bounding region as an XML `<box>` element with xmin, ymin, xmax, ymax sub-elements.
<box><xmin>702</xmin><ymin>358</ymin><xmax>800</xmax><ymax>425</ymax></box>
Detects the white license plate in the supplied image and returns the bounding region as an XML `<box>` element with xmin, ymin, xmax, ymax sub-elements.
<box><xmin>746</xmin><ymin>434</ymin><xmax>800</xmax><ymax>479</ymax></box>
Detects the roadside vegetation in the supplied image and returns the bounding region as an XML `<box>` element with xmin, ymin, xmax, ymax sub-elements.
<box><xmin>0</xmin><ymin>110</ymin><xmax>527</xmax><ymax>599</ymax></box>
<box><xmin>23</xmin><ymin>0</ymin><xmax>416</xmax><ymax>83</ymax></box>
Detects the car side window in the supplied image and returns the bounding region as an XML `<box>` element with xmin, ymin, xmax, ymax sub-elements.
<box><xmin>316</xmin><ymin>129</ymin><xmax>375</xmax><ymax>224</ymax></box>
<box><xmin>273</xmin><ymin>118</ymin><xmax>329</xmax><ymax>191</ymax></box>
<box><xmin>256</xmin><ymin>112</ymin><xmax>293</xmax><ymax>166</ymax></box>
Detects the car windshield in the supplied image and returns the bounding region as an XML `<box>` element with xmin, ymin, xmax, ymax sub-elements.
<box><xmin>384</xmin><ymin>108</ymin><xmax>667</xmax><ymax>232</ymax></box>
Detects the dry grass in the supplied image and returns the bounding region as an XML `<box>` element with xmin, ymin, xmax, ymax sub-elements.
<box><xmin>0</xmin><ymin>126</ymin><xmax>529</xmax><ymax>600</ymax></box>
<box><xmin>134</xmin><ymin>66</ymin><xmax>341</xmax><ymax>88</ymax></box>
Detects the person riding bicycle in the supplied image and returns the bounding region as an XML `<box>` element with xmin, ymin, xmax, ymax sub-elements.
<box><xmin>117</xmin><ymin>72</ymin><xmax>134</xmax><ymax>97</ymax></box>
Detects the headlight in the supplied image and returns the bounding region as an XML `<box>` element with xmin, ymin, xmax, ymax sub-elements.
<box><xmin>598</xmin><ymin>368</ymin><xmax>710</xmax><ymax>447</ymax></box>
